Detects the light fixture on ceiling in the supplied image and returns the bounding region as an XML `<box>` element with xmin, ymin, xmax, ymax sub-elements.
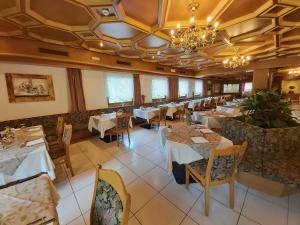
<box><xmin>169</xmin><ymin>0</ymin><xmax>219</xmax><ymax>51</ymax></box>
<box><xmin>99</xmin><ymin>41</ymin><xmax>104</xmax><ymax>47</ymax></box>
<box><xmin>222</xmin><ymin>50</ymin><xmax>251</xmax><ymax>69</ymax></box>
<box><xmin>101</xmin><ymin>8</ymin><xmax>110</xmax><ymax>16</ymax></box>
<box><xmin>288</xmin><ymin>69</ymin><xmax>300</xmax><ymax>74</ymax></box>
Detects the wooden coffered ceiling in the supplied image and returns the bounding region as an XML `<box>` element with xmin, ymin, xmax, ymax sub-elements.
<box><xmin>1</xmin><ymin>0</ymin><xmax>300</xmax><ymax>71</ymax></box>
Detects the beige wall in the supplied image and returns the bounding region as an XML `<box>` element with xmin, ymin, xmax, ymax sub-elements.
<box><xmin>282</xmin><ymin>80</ymin><xmax>300</xmax><ymax>94</ymax></box>
<box><xmin>0</xmin><ymin>63</ymin><xmax>71</xmax><ymax>121</ymax></box>
<box><xmin>0</xmin><ymin>62</ymin><xmax>199</xmax><ymax>121</ymax></box>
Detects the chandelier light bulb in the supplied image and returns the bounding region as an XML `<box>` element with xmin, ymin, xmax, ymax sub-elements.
<box><xmin>170</xmin><ymin>30</ymin><xmax>175</xmax><ymax>36</ymax></box>
<box><xmin>207</xmin><ymin>16</ymin><xmax>212</xmax><ymax>23</ymax></box>
<box><xmin>99</xmin><ymin>41</ymin><xmax>104</xmax><ymax>47</ymax></box>
<box><xmin>246</xmin><ymin>56</ymin><xmax>251</xmax><ymax>60</ymax></box>
<box><xmin>176</xmin><ymin>23</ymin><xmax>181</xmax><ymax>29</ymax></box>
<box><xmin>189</xmin><ymin>17</ymin><xmax>195</xmax><ymax>24</ymax></box>
<box><xmin>214</xmin><ymin>22</ymin><xmax>219</xmax><ymax>28</ymax></box>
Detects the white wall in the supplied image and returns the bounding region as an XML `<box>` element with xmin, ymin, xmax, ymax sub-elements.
<box><xmin>0</xmin><ymin>63</ymin><xmax>71</xmax><ymax>121</ymax></box>
<box><xmin>0</xmin><ymin>62</ymin><xmax>200</xmax><ymax>121</ymax></box>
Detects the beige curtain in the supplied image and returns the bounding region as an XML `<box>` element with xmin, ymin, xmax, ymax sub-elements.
<box><xmin>168</xmin><ymin>76</ymin><xmax>179</xmax><ymax>102</ymax></box>
<box><xmin>133</xmin><ymin>74</ymin><xmax>142</xmax><ymax>106</ymax></box>
<box><xmin>67</xmin><ymin>68</ymin><xmax>86</xmax><ymax>112</ymax></box>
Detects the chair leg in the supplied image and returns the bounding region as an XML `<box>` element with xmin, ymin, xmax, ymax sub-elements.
<box><xmin>66</xmin><ymin>158</ymin><xmax>74</xmax><ymax>176</ymax></box>
<box><xmin>185</xmin><ymin>166</ymin><xmax>190</xmax><ymax>190</ymax></box>
<box><xmin>122</xmin><ymin>132</ymin><xmax>124</xmax><ymax>140</ymax></box>
<box><xmin>204</xmin><ymin>186</ymin><xmax>210</xmax><ymax>216</ymax></box>
<box><xmin>109</xmin><ymin>134</ymin><xmax>112</xmax><ymax>142</ymax></box>
<box><xmin>229</xmin><ymin>179</ymin><xmax>235</xmax><ymax>209</ymax></box>
<box><xmin>127</xmin><ymin>129</ymin><xmax>131</xmax><ymax>145</ymax></box>
<box><xmin>116</xmin><ymin>132</ymin><xmax>119</xmax><ymax>147</ymax></box>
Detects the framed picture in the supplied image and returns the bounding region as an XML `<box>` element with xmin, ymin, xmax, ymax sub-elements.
<box><xmin>5</xmin><ymin>73</ymin><xmax>55</xmax><ymax>103</ymax></box>
<box><xmin>213</xmin><ymin>83</ymin><xmax>221</xmax><ymax>94</ymax></box>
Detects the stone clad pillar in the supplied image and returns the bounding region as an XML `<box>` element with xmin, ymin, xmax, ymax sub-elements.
<box><xmin>252</xmin><ymin>69</ymin><xmax>270</xmax><ymax>91</ymax></box>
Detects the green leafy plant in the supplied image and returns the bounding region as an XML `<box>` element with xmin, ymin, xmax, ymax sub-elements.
<box><xmin>236</xmin><ymin>89</ymin><xmax>299</xmax><ymax>128</ymax></box>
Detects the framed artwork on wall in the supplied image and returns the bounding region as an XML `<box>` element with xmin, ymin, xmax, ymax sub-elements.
<box><xmin>213</xmin><ymin>83</ymin><xmax>221</xmax><ymax>94</ymax></box>
<box><xmin>5</xmin><ymin>73</ymin><xmax>55</xmax><ymax>103</ymax></box>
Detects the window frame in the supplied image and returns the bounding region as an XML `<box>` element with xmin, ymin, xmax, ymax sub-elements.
<box><xmin>151</xmin><ymin>77</ymin><xmax>169</xmax><ymax>101</ymax></box>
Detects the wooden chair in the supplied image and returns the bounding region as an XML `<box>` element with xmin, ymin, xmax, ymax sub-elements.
<box><xmin>48</xmin><ymin>124</ymin><xmax>74</xmax><ymax>176</ymax></box>
<box><xmin>107</xmin><ymin>114</ymin><xmax>131</xmax><ymax>147</ymax></box>
<box><xmin>90</xmin><ymin>165</ymin><xmax>131</xmax><ymax>225</ymax></box>
<box><xmin>194</xmin><ymin>100</ymin><xmax>205</xmax><ymax>111</ymax></box>
<box><xmin>46</xmin><ymin>116</ymin><xmax>64</xmax><ymax>146</ymax></box>
<box><xmin>150</xmin><ymin>106</ymin><xmax>168</xmax><ymax>128</ymax></box>
<box><xmin>185</xmin><ymin>142</ymin><xmax>247</xmax><ymax>216</ymax></box>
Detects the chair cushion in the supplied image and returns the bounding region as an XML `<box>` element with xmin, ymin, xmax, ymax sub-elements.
<box><xmin>91</xmin><ymin>180</ymin><xmax>123</xmax><ymax>225</ymax></box>
<box><xmin>189</xmin><ymin>155</ymin><xmax>235</xmax><ymax>181</ymax></box>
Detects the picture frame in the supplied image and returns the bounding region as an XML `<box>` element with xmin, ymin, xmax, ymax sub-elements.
<box><xmin>5</xmin><ymin>73</ymin><xmax>55</xmax><ymax>103</ymax></box>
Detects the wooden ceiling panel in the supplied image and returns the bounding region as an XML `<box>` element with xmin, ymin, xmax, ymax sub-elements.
<box><xmin>28</xmin><ymin>26</ymin><xmax>81</xmax><ymax>44</ymax></box>
<box><xmin>0</xmin><ymin>0</ymin><xmax>299</xmax><ymax>71</ymax></box>
<box><xmin>30</xmin><ymin>0</ymin><xmax>93</xmax><ymax>26</ymax></box>
<box><xmin>98</xmin><ymin>22</ymin><xmax>141</xmax><ymax>39</ymax></box>
<box><xmin>137</xmin><ymin>35</ymin><xmax>168</xmax><ymax>49</ymax></box>
<box><xmin>121</xmin><ymin>0</ymin><xmax>159</xmax><ymax>26</ymax></box>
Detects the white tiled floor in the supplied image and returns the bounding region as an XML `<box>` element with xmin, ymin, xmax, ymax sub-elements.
<box><xmin>54</xmin><ymin>123</ymin><xmax>300</xmax><ymax>225</ymax></box>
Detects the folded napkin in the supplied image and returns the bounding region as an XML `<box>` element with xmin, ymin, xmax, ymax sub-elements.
<box><xmin>191</xmin><ymin>137</ymin><xmax>209</xmax><ymax>144</ymax></box>
<box><xmin>200</xmin><ymin>129</ymin><xmax>214</xmax><ymax>134</ymax></box>
<box><xmin>26</xmin><ymin>138</ymin><xmax>44</xmax><ymax>147</ymax></box>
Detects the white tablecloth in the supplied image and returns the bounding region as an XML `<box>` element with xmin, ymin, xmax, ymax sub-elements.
<box><xmin>88</xmin><ymin>112</ymin><xmax>132</xmax><ymax>138</ymax></box>
<box><xmin>188</xmin><ymin>99</ymin><xmax>202</xmax><ymax>110</ymax></box>
<box><xmin>0</xmin><ymin>126</ymin><xmax>56</xmax><ymax>185</ymax></box>
<box><xmin>160</xmin><ymin>103</ymin><xmax>183</xmax><ymax>118</ymax></box>
<box><xmin>159</xmin><ymin>126</ymin><xmax>233</xmax><ymax>173</ymax></box>
<box><xmin>216</xmin><ymin>106</ymin><xmax>240</xmax><ymax>114</ymax></box>
<box><xmin>292</xmin><ymin>110</ymin><xmax>300</xmax><ymax>122</ymax></box>
<box><xmin>133</xmin><ymin>107</ymin><xmax>160</xmax><ymax>123</ymax></box>
<box><xmin>193</xmin><ymin>111</ymin><xmax>228</xmax><ymax>129</ymax></box>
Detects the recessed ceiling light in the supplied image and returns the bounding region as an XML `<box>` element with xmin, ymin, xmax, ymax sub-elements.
<box><xmin>99</xmin><ymin>41</ymin><xmax>104</xmax><ymax>47</ymax></box>
<box><xmin>101</xmin><ymin>8</ymin><xmax>110</xmax><ymax>16</ymax></box>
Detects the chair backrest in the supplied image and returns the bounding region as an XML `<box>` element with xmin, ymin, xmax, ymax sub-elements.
<box><xmin>62</xmin><ymin>124</ymin><xmax>72</xmax><ymax>156</ymax></box>
<box><xmin>56</xmin><ymin>116</ymin><xmax>64</xmax><ymax>142</ymax></box>
<box><xmin>90</xmin><ymin>165</ymin><xmax>130</xmax><ymax>225</ymax></box>
<box><xmin>184</xmin><ymin>102</ymin><xmax>189</xmax><ymax>109</ymax></box>
<box><xmin>116</xmin><ymin>114</ymin><xmax>131</xmax><ymax>130</ymax></box>
<box><xmin>205</xmin><ymin>142</ymin><xmax>247</xmax><ymax>183</ymax></box>
<box><xmin>185</xmin><ymin>109</ymin><xmax>192</xmax><ymax>125</ymax></box>
<box><xmin>159</xmin><ymin>106</ymin><xmax>168</xmax><ymax>120</ymax></box>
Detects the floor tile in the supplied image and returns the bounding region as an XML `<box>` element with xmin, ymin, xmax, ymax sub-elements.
<box><xmin>161</xmin><ymin>180</ymin><xmax>202</xmax><ymax>213</ymax></box>
<box><xmin>74</xmin><ymin>183</ymin><xmax>94</xmax><ymax>214</ymax></box>
<box><xmin>116</xmin><ymin>166</ymin><xmax>138</xmax><ymax>185</ymax></box>
<box><xmin>127</xmin><ymin>158</ymin><xmax>156</xmax><ymax>176</ymax></box>
<box><xmin>55</xmin><ymin>179</ymin><xmax>73</xmax><ymax>199</ymax></box>
<box><xmin>116</xmin><ymin>151</ymin><xmax>142</xmax><ymax>165</ymax></box>
<box><xmin>145</xmin><ymin>150</ymin><xmax>166</xmax><ymax>165</ymax></box>
<box><xmin>132</xmin><ymin>144</ymin><xmax>157</xmax><ymax>157</ymax></box>
<box><xmin>67</xmin><ymin>216</ymin><xmax>86</xmax><ymax>225</ymax></box>
<box><xmin>56</xmin><ymin>194</ymin><xmax>82</xmax><ymax>225</ymax></box>
<box><xmin>127</xmin><ymin>178</ymin><xmax>158</xmax><ymax>213</ymax></box>
<box><xmin>181</xmin><ymin>216</ymin><xmax>199</xmax><ymax>225</ymax></box>
<box><xmin>238</xmin><ymin>216</ymin><xmax>261</xmax><ymax>225</ymax></box>
<box><xmin>248</xmin><ymin>188</ymin><xmax>289</xmax><ymax>209</ymax></box>
<box><xmin>101</xmin><ymin>158</ymin><xmax>124</xmax><ymax>170</ymax></box>
<box><xmin>289</xmin><ymin>193</ymin><xmax>300</xmax><ymax>212</ymax></box>
<box><xmin>210</xmin><ymin>183</ymin><xmax>247</xmax><ymax>213</ymax></box>
<box><xmin>288</xmin><ymin>209</ymin><xmax>300</xmax><ymax>225</ymax></box>
<box><xmin>69</xmin><ymin>169</ymin><xmax>95</xmax><ymax>192</ymax></box>
<box><xmin>142</xmin><ymin>166</ymin><xmax>172</xmax><ymax>191</ymax></box>
<box><xmin>188</xmin><ymin>195</ymin><xmax>239</xmax><ymax>225</ymax></box>
<box><xmin>128</xmin><ymin>216</ymin><xmax>142</xmax><ymax>225</ymax></box>
<box><xmin>242</xmin><ymin>192</ymin><xmax>288</xmax><ymax>225</ymax></box>
<box><xmin>82</xmin><ymin>210</ymin><xmax>90</xmax><ymax>225</ymax></box>
<box><xmin>136</xmin><ymin>194</ymin><xmax>185</xmax><ymax>225</ymax></box>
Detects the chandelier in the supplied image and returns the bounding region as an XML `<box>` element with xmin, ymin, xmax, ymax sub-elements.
<box><xmin>170</xmin><ymin>1</ymin><xmax>219</xmax><ymax>51</ymax></box>
<box><xmin>222</xmin><ymin>52</ymin><xmax>251</xmax><ymax>69</ymax></box>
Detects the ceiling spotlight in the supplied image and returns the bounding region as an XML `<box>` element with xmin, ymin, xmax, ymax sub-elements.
<box><xmin>152</xmin><ymin>55</ymin><xmax>155</xmax><ymax>59</ymax></box>
<box><xmin>101</xmin><ymin>8</ymin><xmax>110</xmax><ymax>16</ymax></box>
<box><xmin>99</xmin><ymin>41</ymin><xmax>104</xmax><ymax>47</ymax></box>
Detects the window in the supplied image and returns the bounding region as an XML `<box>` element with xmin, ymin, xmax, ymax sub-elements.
<box><xmin>152</xmin><ymin>77</ymin><xmax>168</xmax><ymax>99</ymax></box>
<box><xmin>106</xmin><ymin>73</ymin><xmax>133</xmax><ymax>103</ymax></box>
<box><xmin>179</xmin><ymin>79</ymin><xmax>189</xmax><ymax>97</ymax></box>
<box><xmin>223</xmin><ymin>84</ymin><xmax>240</xmax><ymax>93</ymax></box>
<box><xmin>244</xmin><ymin>82</ymin><xmax>253</xmax><ymax>92</ymax></box>
<box><xmin>194</xmin><ymin>80</ymin><xmax>203</xmax><ymax>96</ymax></box>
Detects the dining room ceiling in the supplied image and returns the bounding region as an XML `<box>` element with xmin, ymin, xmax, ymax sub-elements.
<box><xmin>1</xmin><ymin>0</ymin><xmax>300</xmax><ymax>71</ymax></box>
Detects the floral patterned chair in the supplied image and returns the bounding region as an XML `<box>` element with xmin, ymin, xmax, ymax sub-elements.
<box><xmin>46</xmin><ymin>116</ymin><xmax>64</xmax><ymax>146</ymax></box>
<box><xmin>185</xmin><ymin>142</ymin><xmax>247</xmax><ymax>216</ymax></box>
<box><xmin>90</xmin><ymin>165</ymin><xmax>131</xmax><ymax>225</ymax></box>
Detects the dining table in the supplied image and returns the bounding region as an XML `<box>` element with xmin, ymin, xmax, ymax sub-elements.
<box><xmin>159</xmin><ymin>102</ymin><xmax>184</xmax><ymax>118</ymax></box>
<box><xmin>0</xmin><ymin>125</ymin><xmax>56</xmax><ymax>186</ymax></box>
<box><xmin>133</xmin><ymin>107</ymin><xmax>160</xmax><ymax>123</ymax></box>
<box><xmin>0</xmin><ymin>173</ymin><xmax>60</xmax><ymax>225</ymax></box>
<box><xmin>159</xmin><ymin>123</ymin><xmax>233</xmax><ymax>178</ymax></box>
<box><xmin>88</xmin><ymin>112</ymin><xmax>133</xmax><ymax>138</ymax></box>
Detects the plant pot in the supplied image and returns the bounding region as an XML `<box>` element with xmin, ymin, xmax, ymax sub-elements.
<box><xmin>220</xmin><ymin>118</ymin><xmax>300</xmax><ymax>193</ymax></box>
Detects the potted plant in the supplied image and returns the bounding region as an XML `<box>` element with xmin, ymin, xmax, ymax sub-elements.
<box><xmin>221</xmin><ymin>89</ymin><xmax>300</xmax><ymax>195</ymax></box>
